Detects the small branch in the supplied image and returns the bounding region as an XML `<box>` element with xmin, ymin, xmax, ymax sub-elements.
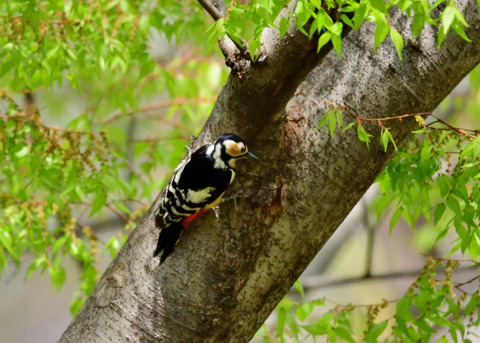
<box><xmin>106</xmin><ymin>204</ymin><xmax>130</xmax><ymax>223</ymax></box>
<box><xmin>196</xmin><ymin>0</ymin><xmax>250</xmax><ymax>73</ymax></box>
<box><xmin>430</xmin><ymin>115</ymin><xmax>478</xmax><ymax>139</ymax></box>
<box><xmin>97</xmin><ymin>97</ymin><xmax>216</xmax><ymax>125</ymax></box>
<box><xmin>197</xmin><ymin>0</ymin><xmax>223</xmax><ymax>21</ymax></box>
<box><xmin>456</xmin><ymin>274</ymin><xmax>480</xmax><ymax>287</ymax></box>
<box><xmin>300</xmin><ymin>265</ymin><xmax>478</xmax><ymax>290</ymax></box>
<box><xmin>340</xmin><ymin>105</ymin><xmax>478</xmax><ymax>140</ymax></box>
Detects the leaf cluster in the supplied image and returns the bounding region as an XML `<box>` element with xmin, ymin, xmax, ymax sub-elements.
<box><xmin>257</xmin><ymin>259</ymin><xmax>480</xmax><ymax>342</ymax></box>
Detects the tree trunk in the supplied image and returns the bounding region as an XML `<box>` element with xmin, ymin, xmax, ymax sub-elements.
<box><xmin>59</xmin><ymin>1</ymin><xmax>480</xmax><ymax>342</ymax></box>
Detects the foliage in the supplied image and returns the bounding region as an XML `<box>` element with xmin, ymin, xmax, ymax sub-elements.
<box><xmin>0</xmin><ymin>0</ymin><xmax>228</xmax><ymax>315</ymax></box>
<box><xmin>0</xmin><ymin>2</ymin><xmax>478</xmax><ymax>342</ymax></box>
<box><xmin>212</xmin><ymin>0</ymin><xmax>470</xmax><ymax>60</ymax></box>
<box><xmin>257</xmin><ymin>258</ymin><xmax>480</xmax><ymax>342</ymax></box>
<box><xmin>271</xmin><ymin>29</ymin><xmax>480</xmax><ymax>343</ymax></box>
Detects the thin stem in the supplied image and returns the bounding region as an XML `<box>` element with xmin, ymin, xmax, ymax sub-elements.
<box><xmin>197</xmin><ymin>0</ymin><xmax>223</xmax><ymax>21</ymax></box>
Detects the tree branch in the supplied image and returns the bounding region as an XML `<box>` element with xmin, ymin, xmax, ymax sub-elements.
<box><xmin>197</xmin><ymin>0</ymin><xmax>223</xmax><ymax>21</ymax></box>
<box><xmin>197</xmin><ymin>0</ymin><xmax>250</xmax><ymax>71</ymax></box>
<box><xmin>300</xmin><ymin>265</ymin><xmax>478</xmax><ymax>290</ymax></box>
<box><xmin>59</xmin><ymin>1</ymin><xmax>480</xmax><ymax>342</ymax></box>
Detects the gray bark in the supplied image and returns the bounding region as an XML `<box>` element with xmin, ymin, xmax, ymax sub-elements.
<box><xmin>59</xmin><ymin>1</ymin><xmax>480</xmax><ymax>342</ymax></box>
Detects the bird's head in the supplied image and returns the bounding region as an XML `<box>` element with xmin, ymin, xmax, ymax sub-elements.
<box><xmin>214</xmin><ymin>133</ymin><xmax>258</xmax><ymax>168</ymax></box>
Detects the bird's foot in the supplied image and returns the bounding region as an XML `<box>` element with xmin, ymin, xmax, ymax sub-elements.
<box><xmin>221</xmin><ymin>192</ymin><xmax>249</xmax><ymax>211</ymax></box>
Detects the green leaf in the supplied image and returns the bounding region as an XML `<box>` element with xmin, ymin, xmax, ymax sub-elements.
<box><xmin>331</xmin><ymin>22</ymin><xmax>343</xmax><ymax>57</ymax></box>
<box><xmin>293</xmin><ymin>280</ymin><xmax>305</xmax><ymax>299</ymax></box>
<box><xmin>352</xmin><ymin>3</ymin><xmax>368</xmax><ymax>31</ymax></box>
<box><xmin>374</xmin><ymin>20</ymin><xmax>389</xmax><ymax>51</ymax></box>
<box><xmin>357</xmin><ymin>125</ymin><xmax>374</xmax><ymax>149</ymax></box>
<box><xmin>446</xmin><ymin>195</ymin><xmax>461</xmax><ymax>217</ymax></box>
<box><xmin>381</xmin><ymin>127</ymin><xmax>389</xmax><ymax>152</ymax></box>
<box><xmin>49</xmin><ymin>265</ymin><xmax>67</xmax><ymax>290</ymax></box>
<box><xmin>296</xmin><ymin>302</ymin><xmax>314</xmax><ymax>321</ymax></box>
<box><xmin>434</xmin><ymin>203</ymin><xmax>446</xmax><ymax>225</ymax></box>
<box><xmin>441</xmin><ymin>6</ymin><xmax>456</xmax><ymax>35</ymax></box>
<box><xmin>341</xmin><ymin>14</ymin><xmax>354</xmax><ymax>29</ymax></box>
<box><xmin>370</xmin><ymin>0</ymin><xmax>386</xmax><ymax>12</ymax></box>
<box><xmin>396</xmin><ymin>296</ymin><xmax>413</xmax><ymax>321</ymax></box>
<box><xmin>365</xmin><ymin>320</ymin><xmax>388</xmax><ymax>341</ymax></box>
<box><xmin>89</xmin><ymin>190</ymin><xmax>107</xmax><ymax>217</ymax></box>
<box><xmin>279</xmin><ymin>17</ymin><xmax>290</xmax><ymax>39</ymax></box>
<box><xmin>286</xmin><ymin>312</ymin><xmax>300</xmax><ymax>341</ymax></box>
<box><xmin>464</xmin><ymin>292</ymin><xmax>479</xmax><ymax>317</ymax></box>
<box><xmin>412</xmin><ymin>14</ymin><xmax>425</xmax><ymax>37</ymax></box>
<box><xmin>390</xmin><ymin>207</ymin><xmax>403</xmax><ymax>234</ymax></box>
<box><xmin>14</xmin><ymin>146</ymin><xmax>29</xmax><ymax>158</ymax></box>
<box><xmin>451</xmin><ymin>21</ymin><xmax>472</xmax><ymax>43</ymax></box>
<box><xmin>317</xmin><ymin>32</ymin><xmax>332</xmax><ymax>52</ymax></box>
<box><xmin>70</xmin><ymin>297</ymin><xmax>84</xmax><ymax>316</ymax></box>
<box><xmin>328</xmin><ymin>110</ymin><xmax>337</xmax><ymax>138</ymax></box>
<box><xmin>113</xmin><ymin>200</ymin><xmax>132</xmax><ymax>214</ymax></box>
<box><xmin>25</xmin><ymin>256</ymin><xmax>48</xmax><ymax>280</ymax></box>
<box><xmin>333</xmin><ymin>326</ymin><xmax>356</xmax><ymax>343</ymax></box>
<box><xmin>342</xmin><ymin>122</ymin><xmax>356</xmax><ymax>132</ymax></box>
<box><xmin>335</xmin><ymin>109</ymin><xmax>343</xmax><ymax>129</ymax></box>
<box><xmin>277</xmin><ymin>308</ymin><xmax>286</xmax><ymax>341</ymax></box>
<box><xmin>248</xmin><ymin>38</ymin><xmax>261</xmax><ymax>62</ymax></box>
<box><xmin>318</xmin><ymin>113</ymin><xmax>328</xmax><ymax>129</ymax></box>
<box><xmin>390</xmin><ymin>28</ymin><xmax>404</xmax><ymax>59</ymax></box>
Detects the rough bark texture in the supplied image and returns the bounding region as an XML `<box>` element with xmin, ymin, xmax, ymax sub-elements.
<box><xmin>59</xmin><ymin>1</ymin><xmax>480</xmax><ymax>342</ymax></box>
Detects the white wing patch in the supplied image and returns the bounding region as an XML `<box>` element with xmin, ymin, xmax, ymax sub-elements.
<box><xmin>205</xmin><ymin>144</ymin><xmax>214</xmax><ymax>155</ymax></box>
<box><xmin>186</xmin><ymin>187</ymin><xmax>216</xmax><ymax>204</ymax></box>
<box><xmin>213</xmin><ymin>144</ymin><xmax>226</xmax><ymax>169</ymax></box>
<box><xmin>173</xmin><ymin>158</ymin><xmax>189</xmax><ymax>184</ymax></box>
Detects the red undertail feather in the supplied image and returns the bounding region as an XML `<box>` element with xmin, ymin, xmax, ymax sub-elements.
<box><xmin>181</xmin><ymin>208</ymin><xmax>209</xmax><ymax>228</ymax></box>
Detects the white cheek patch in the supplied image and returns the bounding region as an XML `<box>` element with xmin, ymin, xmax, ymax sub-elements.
<box><xmin>186</xmin><ymin>187</ymin><xmax>216</xmax><ymax>204</ymax></box>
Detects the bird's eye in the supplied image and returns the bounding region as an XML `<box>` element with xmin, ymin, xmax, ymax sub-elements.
<box><xmin>241</xmin><ymin>147</ymin><xmax>246</xmax><ymax>153</ymax></box>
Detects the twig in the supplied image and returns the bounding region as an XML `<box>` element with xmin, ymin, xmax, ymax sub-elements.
<box><xmin>196</xmin><ymin>0</ymin><xmax>250</xmax><ymax>72</ymax></box>
<box><xmin>430</xmin><ymin>115</ymin><xmax>478</xmax><ymax>139</ymax></box>
<box><xmin>454</xmin><ymin>274</ymin><xmax>480</xmax><ymax>287</ymax></box>
<box><xmin>97</xmin><ymin>96</ymin><xmax>216</xmax><ymax>125</ymax></box>
<box><xmin>106</xmin><ymin>204</ymin><xmax>130</xmax><ymax>223</ymax></box>
<box><xmin>300</xmin><ymin>265</ymin><xmax>478</xmax><ymax>290</ymax></box>
<box><xmin>197</xmin><ymin>0</ymin><xmax>223</xmax><ymax>20</ymax></box>
<box><xmin>340</xmin><ymin>105</ymin><xmax>478</xmax><ymax>140</ymax></box>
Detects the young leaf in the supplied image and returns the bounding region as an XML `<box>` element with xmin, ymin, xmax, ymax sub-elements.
<box><xmin>412</xmin><ymin>14</ymin><xmax>425</xmax><ymax>37</ymax></box>
<box><xmin>317</xmin><ymin>32</ymin><xmax>332</xmax><ymax>52</ymax></box>
<box><xmin>279</xmin><ymin>17</ymin><xmax>290</xmax><ymax>38</ymax></box>
<box><xmin>293</xmin><ymin>280</ymin><xmax>305</xmax><ymax>299</ymax></box>
<box><xmin>328</xmin><ymin>109</ymin><xmax>337</xmax><ymax>137</ymax></box>
<box><xmin>374</xmin><ymin>20</ymin><xmax>389</xmax><ymax>51</ymax></box>
<box><xmin>70</xmin><ymin>297</ymin><xmax>84</xmax><ymax>316</ymax></box>
<box><xmin>434</xmin><ymin>203</ymin><xmax>446</xmax><ymax>225</ymax></box>
<box><xmin>441</xmin><ymin>5</ymin><xmax>456</xmax><ymax>35</ymax></box>
<box><xmin>390</xmin><ymin>28</ymin><xmax>404</xmax><ymax>59</ymax></box>
<box><xmin>342</xmin><ymin>122</ymin><xmax>356</xmax><ymax>132</ymax></box>
<box><xmin>89</xmin><ymin>190</ymin><xmax>107</xmax><ymax>217</ymax></box>
<box><xmin>357</xmin><ymin>125</ymin><xmax>374</xmax><ymax>149</ymax></box>
<box><xmin>331</xmin><ymin>22</ymin><xmax>343</xmax><ymax>57</ymax></box>
<box><xmin>318</xmin><ymin>113</ymin><xmax>328</xmax><ymax>129</ymax></box>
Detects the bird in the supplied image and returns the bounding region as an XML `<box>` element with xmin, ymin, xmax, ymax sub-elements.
<box><xmin>153</xmin><ymin>133</ymin><xmax>258</xmax><ymax>263</ymax></box>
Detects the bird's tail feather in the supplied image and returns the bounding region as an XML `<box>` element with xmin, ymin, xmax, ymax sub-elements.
<box><xmin>153</xmin><ymin>222</ymin><xmax>183</xmax><ymax>264</ymax></box>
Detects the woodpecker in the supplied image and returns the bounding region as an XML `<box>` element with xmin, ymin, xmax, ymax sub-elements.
<box><xmin>153</xmin><ymin>133</ymin><xmax>258</xmax><ymax>263</ymax></box>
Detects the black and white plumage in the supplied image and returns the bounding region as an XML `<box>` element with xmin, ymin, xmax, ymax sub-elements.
<box><xmin>153</xmin><ymin>133</ymin><xmax>257</xmax><ymax>263</ymax></box>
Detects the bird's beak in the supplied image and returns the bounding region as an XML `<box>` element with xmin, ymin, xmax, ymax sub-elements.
<box><xmin>247</xmin><ymin>151</ymin><xmax>259</xmax><ymax>160</ymax></box>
